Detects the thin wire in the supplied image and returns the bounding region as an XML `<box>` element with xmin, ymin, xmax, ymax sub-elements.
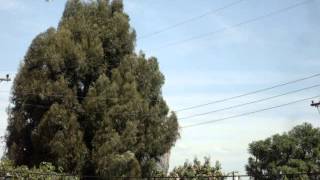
<box><xmin>176</xmin><ymin>72</ymin><xmax>320</xmax><ymax>112</ymax></box>
<box><xmin>10</xmin><ymin>103</ymin><xmax>154</xmax><ymax>117</ymax></box>
<box><xmin>1</xmin><ymin>72</ymin><xmax>320</xmax><ymax>117</ymax></box>
<box><xmin>138</xmin><ymin>0</ymin><xmax>246</xmax><ymax>39</ymax></box>
<box><xmin>180</xmin><ymin>84</ymin><xmax>320</xmax><ymax>120</ymax></box>
<box><xmin>4</xmin><ymin>71</ymin><xmax>319</xmax><ymax>105</ymax></box>
<box><xmin>182</xmin><ymin>94</ymin><xmax>320</xmax><ymax>128</ymax></box>
<box><xmin>2</xmin><ymin>72</ymin><xmax>319</xmax><ymax>116</ymax></box>
<box><xmin>11</xmin><ymin>83</ymin><xmax>320</xmax><ymax>119</ymax></box>
<box><xmin>0</xmin><ymin>90</ymin><xmax>161</xmax><ymax>103</ymax></box>
<box><xmin>154</xmin><ymin>0</ymin><xmax>312</xmax><ymax>50</ymax></box>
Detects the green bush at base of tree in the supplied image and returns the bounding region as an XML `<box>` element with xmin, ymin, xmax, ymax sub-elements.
<box><xmin>169</xmin><ymin>157</ymin><xmax>224</xmax><ymax>180</ymax></box>
<box><xmin>0</xmin><ymin>159</ymin><xmax>79</xmax><ymax>180</ymax></box>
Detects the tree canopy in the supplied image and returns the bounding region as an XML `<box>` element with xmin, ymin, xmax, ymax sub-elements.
<box><xmin>246</xmin><ymin>123</ymin><xmax>320</xmax><ymax>180</ymax></box>
<box><xmin>169</xmin><ymin>157</ymin><xmax>223</xmax><ymax>180</ymax></box>
<box><xmin>6</xmin><ymin>0</ymin><xmax>179</xmax><ymax>178</ymax></box>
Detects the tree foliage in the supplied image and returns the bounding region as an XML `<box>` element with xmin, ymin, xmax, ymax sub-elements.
<box><xmin>169</xmin><ymin>157</ymin><xmax>223</xmax><ymax>180</ymax></box>
<box><xmin>6</xmin><ymin>0</ymin><xmax>179</xmax><ymax>178</ymax></box>
<box><xmin>0</xmin><ymin>159</ymin><xmax>78</xmax><ymax>180</ymax></box>
<box><xmin>246</xmin><ymin>123</ymin><xmax>320</xmax><ymax>180</ymax></box>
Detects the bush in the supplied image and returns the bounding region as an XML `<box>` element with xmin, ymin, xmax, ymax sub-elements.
<box><xmin>169</xmin><ymin>157</ymin><xmax>224</xmax><ymax>180</ymax></box>
<box><xmin>0</xmin><ymin>160</ymin><xmax>79</xmax><ymax>180</ymax></box>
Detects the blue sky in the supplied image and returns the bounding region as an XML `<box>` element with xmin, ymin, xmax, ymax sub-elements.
<box><xmin>0</xmin><ymin>0</ymin><xmax>320</xmax><ymax>174</ymax></box>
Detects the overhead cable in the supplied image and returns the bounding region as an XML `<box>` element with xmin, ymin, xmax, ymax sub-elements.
<box><xmin>180</xmin><ymin>84</ymin><xmax>320</xmax><ymax>119</ymax></box>
<box><xmin>182</xmin><ymin>94</ymin><xmax>320</xmax><ymax>128</ymax></box>
<box><xmin>176</xmin><ymin>72</ymin><xmax>320</xmax><ymax>112</ymax></box>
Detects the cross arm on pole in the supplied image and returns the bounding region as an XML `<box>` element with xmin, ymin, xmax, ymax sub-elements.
<box><xmin>311</xmin><ymin>100</ymin><xmax>320</xmax><ymax>107</ymax></box>
<box><xmin>0</xmin><ymin>74</ymin><xmax>10</xmax><ymax>83</ymax></box>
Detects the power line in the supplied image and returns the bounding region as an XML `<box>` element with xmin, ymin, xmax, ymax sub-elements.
<box><xmin>1</xmin><ymin>72</ymin><xmax>320</xmax><ymax>116</ymax></box>
<box><xmin>154</xmin><ymin>0</ymin><xmax>312</xmax><ymax>50</ymax></box>
<box><xmin>182</xmin><ymin>94</ymin><xmax>320</xmax><ymax>128</ymax></box>
<box><xmin>176</xmin><ymin>72</ymin><xmax>320</xmax><ymax>112</ymax></box>
<box><xmin>10</xmin><ymin>103</ymin><xmax>154</xmax><ymax>117</ymax></box>
<box><xmin>180</xmin><ymin>84</ymin><xmax>320</xmax><ymax>120</ymax></box>
<box><xmin>15</xmin><ymin>84</ymin><xmax>320</xmax><ymax>120</ymax></box>
<box><xmin>138</xmin><ymin>0</ymin><xmax>246</xmax><ymax>40</ymax></box>
<box><xmin>0</xmin><ymin>91</ymin><xmax>161</xmax><ymax>106</ymax></box>
<box><xmin>0</xmin><ymin>90</ymin><xmax>161</xmax><ymax>103</ymax></box>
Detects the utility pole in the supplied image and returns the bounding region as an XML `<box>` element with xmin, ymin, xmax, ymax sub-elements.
<box><xmin>229</xmin><ymin>171</ymin><xmax>239</xmax><ymax>180</ymax></box>
<box><xmin>311</xmin><ymin>100</ymin><xmax>320</xmax><ymax>114</ymax></box>
<box><xmin>0</xmin><ymin>74</ymin><xmax>10</xmax><ymax>83</ymax></box>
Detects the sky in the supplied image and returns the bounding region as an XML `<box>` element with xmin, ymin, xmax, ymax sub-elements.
<box><xmin>0</xmin><ymin>0</ymin><xmax>320</xmax><ymax>174</ymax></box>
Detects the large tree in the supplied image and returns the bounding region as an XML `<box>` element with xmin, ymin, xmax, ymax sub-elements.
<box><xmin>246</xmin><ymin>123</ymin><xmax>320</xmax><ymax>180</ymax></box>
<box><xmin>6</xmin><ymin>0</ymin><xmax>179</xmax><ymax>178</ymax></box>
